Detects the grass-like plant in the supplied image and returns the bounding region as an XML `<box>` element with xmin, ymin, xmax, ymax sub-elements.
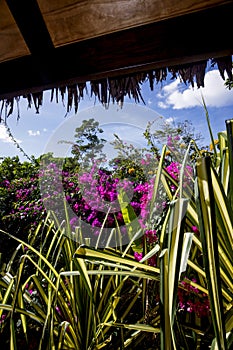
<box><xmin>0</xmin><ymin>209</ymin><xmax>162</xmax><ymax>349</ymax></box>
<box><xmin>0</xmin><ymin>113</ymin><xmax>232</xmax><ymax>349</ymax></box>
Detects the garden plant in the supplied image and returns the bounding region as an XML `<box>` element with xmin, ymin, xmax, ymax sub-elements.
<box><xmin>0</xmin><ymin>108</ymin><xmax>232</xmax><ymax>349</ymax></box>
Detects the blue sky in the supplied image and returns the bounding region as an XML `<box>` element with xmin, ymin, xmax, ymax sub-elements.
<box><xmin>1</xmin><ymin>65</ymin><xmax>233</xmax><ymax>162</ymax></box>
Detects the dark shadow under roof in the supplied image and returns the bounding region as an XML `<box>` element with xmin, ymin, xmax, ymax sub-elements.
<box><xmin>0</xmin><ymin>0</ymin><xmax>233</xmax><ymax>117</ymax></box>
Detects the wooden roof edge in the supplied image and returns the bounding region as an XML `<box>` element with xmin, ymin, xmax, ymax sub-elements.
<box><xmin>1</xmin><ymin>1</ymin><xmax>233</xmax><ymax>105</ymax></box>
<box><xmin>0</xmin><ymin>56</ymin><xmax>232</xmax><ymax>120</ymax></box>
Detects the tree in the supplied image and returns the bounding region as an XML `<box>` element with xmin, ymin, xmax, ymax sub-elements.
<box><xmin>143</xmin><ymin>118</ymin><xmax>204</xmax><ymax>160</ymax></box>
<box><xmin>224</xmin><ymin>62</ymin><xmax>233</xmax><ymax>90</ymax></box>
<box><xmin>0</xmin><ymin>156</ymin><xmax>40</xmax><ymax>261</ymax></box>
<box><xmin>109</xmin><ymin>134</ymin><xmax>154</xmax><ymax>182</ymax></box>
<box><xmin>144</xmin><ymin>119</ymin><xmax>203</xmax><ymax>148</ymax></box>
<box><xmin>71</xmin><ymin>118</ymin><xmax>106</xmax><ymax>167</ymax></box>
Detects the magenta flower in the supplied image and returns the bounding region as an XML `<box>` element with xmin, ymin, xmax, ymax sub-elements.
<box><xmin>178</xmin><ymin>278</ymin><xmax>210</xmax><ymax>317</ymax></box>
<box><xmin>134</xmin><ymin>252</ymin><xmax>143</xmax><ymax>261</ymax></box>
<box><xmin>0</xmin><ymin>314</ymin><xmax>6</xmax><ymax>324</ymax></box>
<box><xmin>192</xmin><ymin>226</ymin><xmax>199</xmax><ymax>234</ymax></box>
<box><xmin>145</xmin><ymin>229</ymin><xmax>157</xmax><ymax>244</ymax></box>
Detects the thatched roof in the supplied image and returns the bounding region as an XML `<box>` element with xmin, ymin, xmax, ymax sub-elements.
<box><xmin>0</xmin><ymin>0</ymin><xmax>233</xmax><ymax>117</ymax></box>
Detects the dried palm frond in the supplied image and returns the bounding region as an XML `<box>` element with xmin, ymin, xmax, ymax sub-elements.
<box><xmin>0</xmin><ymin>56</ymin><xmax>232</xmax><ymax>118</ymax></box>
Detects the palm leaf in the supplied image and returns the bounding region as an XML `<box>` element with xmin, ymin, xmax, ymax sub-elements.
<box><xmin>195</xmin><ymin>156</ymin><xmax>227</xmax><ymax>349</ymax></box>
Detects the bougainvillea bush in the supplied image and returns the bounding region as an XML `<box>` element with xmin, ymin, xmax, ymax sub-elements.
<box><xmin>0</xmin><ymin>139</ymin><xmax>191</xmax><ymax>255</ymax></box>
<box><xmin>0</xmin><ymin>118</ymin><xmax>199</xmax><ymax>247</ymax></box>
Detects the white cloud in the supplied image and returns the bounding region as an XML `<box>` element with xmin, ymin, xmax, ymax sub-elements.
<box><xmin>28</xmin><ymin>129</ymin><xmax>40</xmax><ymax>136</ymax></box>
<box><xmin>165</xmin><ymin>117</ymin><xmax>175</xmax><ymax>124</ymax></box>
<box><xmin>157</xmin><ymin>70</ymin><xmax>233</xmax><ymax>109</ymax></box>
<box><xmin>0</xmin><ymin>124</ymin><xmax>22</xmax><ymax>143</ymax></box>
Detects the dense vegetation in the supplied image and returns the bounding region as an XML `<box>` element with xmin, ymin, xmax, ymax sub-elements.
<box><xmin>0</xmin><ymin>115</ymin><xmax>232</xmax><ymax>349</ymax></box>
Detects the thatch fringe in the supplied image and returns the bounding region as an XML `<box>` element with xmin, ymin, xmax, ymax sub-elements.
<box><xmin>0</xmin><ymin>56</ymin><xmax>232</xmax><ymax>120</ymax></box>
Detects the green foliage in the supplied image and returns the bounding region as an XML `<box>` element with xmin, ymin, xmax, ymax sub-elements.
<box><xmin>109</xmin><ymin>133</ymin><xmax>154</xmax><ymax>182</ymax></box>
<box><xmin>0</xmin><ymin>212</ymin><xmax>161</xmax><ymax>349</ymax></box>
<box><xmin>225</xmin><ymin>79</ymin><xmax>233</xmax><ymax>90</ymax></box>
<box><xmin>0</xmin><ymin>110</ymin><xmax>233</xmax><ymax>349</ymax></box>
<box><xmin>0</xmin><ymin>156</ymin><xmax>38</xmax><ymax>182</ymax></box>
<box><xmin>193</xmin><ymin>120</ymin><xmax>233</xmax><ymax>349</ymax></box>
<box><xmin>224</xmin><ymin>62</ymin><xmax>233</xmax><ymax>90</ymax></box>
<box><xmin>0</xmin><ymin>157</ymin><xmax>40</xmax><ymax>260</ymax></box>
<box><xmin>144</xmin><ymin>119</ymin><xmax>204</xmax><ymax>154</ymax></box>
<box><xmin>60</xmin><ymin>118</ymin><xmax>107</xmax><ymax>168</ymax></box>
<box><xmin>143</xmin><ymin>116</ymin><xmax>215</xmax><ymax>172</ymax></box>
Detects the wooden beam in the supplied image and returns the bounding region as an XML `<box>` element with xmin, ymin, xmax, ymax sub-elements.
<box><xmin>0</xmin><ymin>0</ymin><xmax>30</xmax><ymax>63</ymax></box>
<box><xmin>6</xmin><ymin>0</ymin><xmax>54</xmax><ymax>54</ymax></box>
<box><xmin>0</xmin><ymin>3</ymin><xmax>232</xmax><ymax>100</ymax></box>
<box><xmin>38</xmin><ymin>0</ymin><xmax>233</xmax><ymax>47</ymax></box>
<box><xmin>1</xmin><ymin>0</ymin><xmax>231</xmax><ymax>62</ymax></box>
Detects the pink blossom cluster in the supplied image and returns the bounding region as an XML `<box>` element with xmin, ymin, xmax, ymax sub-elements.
<box><xmin>134</xmin><ymin>229</ymin><xmax>158</xmax><ymax>266</ymax></box>
<box><xmin>165</xmin><ymin>161</ymin><xmax>193</xmax><ymax>192</ymax></box>
<box><xmin>65</xmin><ymin>169</ymin><xmax>134</xmax><ymax>229</ymax></box>
<box><xmin>178</xmin><ymin>278</ymin><xmax>210</xmax><ymax>317</ymax></box>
